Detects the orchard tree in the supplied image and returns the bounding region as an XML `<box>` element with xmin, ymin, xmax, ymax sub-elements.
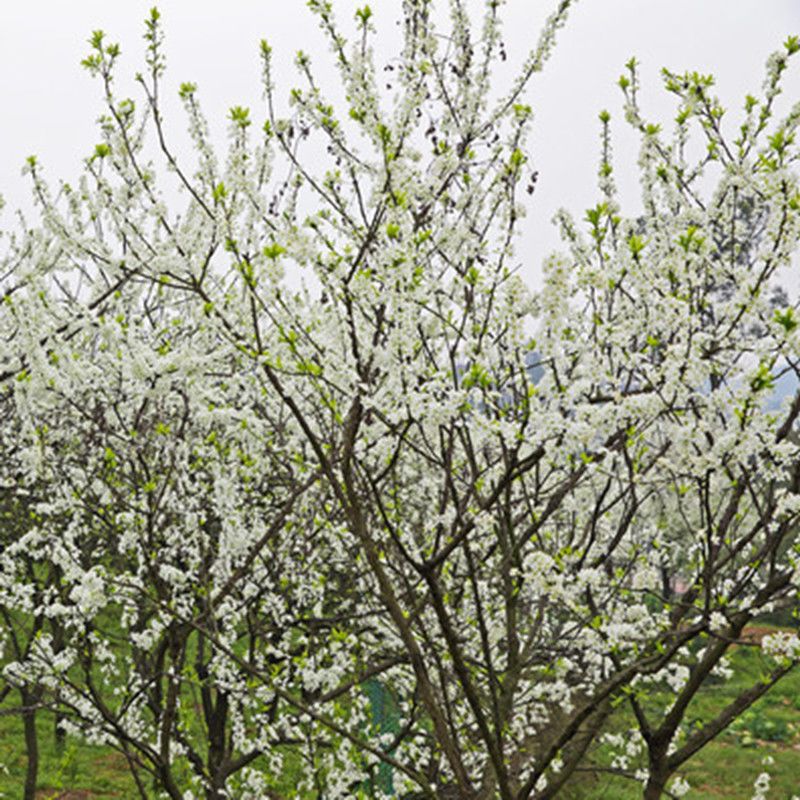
<box><xmin>2</xmin><ymin>2</ymin><xmax>800</xmax><ymax>799</ymax></box>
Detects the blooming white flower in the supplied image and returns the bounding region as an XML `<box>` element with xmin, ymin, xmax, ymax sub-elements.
<box><xmin>762</xmin><ymin>632</ymin><xmax>800</xmax><ymax>661</ymax></box>
<box><xmin>670</xmin><ymin>776</ymin><xmax>691</xmax><ymax>798</ymax></box>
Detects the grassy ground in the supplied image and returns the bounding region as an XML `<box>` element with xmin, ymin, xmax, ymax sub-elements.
<box><xmin>1</xmin><ymin>629</ymin><xmax>799</xmax><ymax>798</ymax></box>
<box><xmin>0</xmin><ymin>703</ymin><xmax>134</xmax><ymax>798</ymax></box>
<box><xmin>571</xmin><ymin>625</ymin><xmax>800</xmax><ymax>799</ymax></box>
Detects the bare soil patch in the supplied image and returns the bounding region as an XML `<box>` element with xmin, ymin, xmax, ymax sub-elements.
<box><xmin>740</xmin><ymin>625</ymin><xmax>780</xmax><ymax>644</ymax></box>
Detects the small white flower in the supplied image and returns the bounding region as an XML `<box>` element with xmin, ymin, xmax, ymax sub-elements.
<box><xmin>752</xmin><ymin>769</ymin><xmax>771</xmax><ymax>800</ymax></box>
<box><xmin>709</xmin><ymin>611</ymin><xmax>727</xmax><ymax>633</ymax></box>
<box><xmin>670</xmin><ymin>776</ymin><xmax>691</xmax><ymax>798</ymax></box>
<box><xmin>762</xmin><ymin>632</ymin><xmax>800</xmax><ymax>661</ymax></box>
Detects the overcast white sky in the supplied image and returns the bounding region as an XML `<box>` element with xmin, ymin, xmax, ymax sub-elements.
<box><xmin>1</xmin><ymin>1</ymin><xmax>798</xmax><ymax>282</ymax></box>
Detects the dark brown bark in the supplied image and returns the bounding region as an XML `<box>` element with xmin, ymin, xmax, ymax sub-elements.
<box><xmin>21</xmin><ymin>687</ymin><xmax>40</xmax><ymax>800</ymax></box>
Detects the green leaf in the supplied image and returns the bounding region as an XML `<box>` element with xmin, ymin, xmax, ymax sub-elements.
<box><xmin>628</xmin><ymin>233</ymin><xmax>645</xmax><ymax>256</ymax></box>
<box><xmin>585</xmin><ymin>202</ymin><xmax>608</xmax><ymax>227</ymax></box>
<box><xmin>178</xmin><ymin>82</ymin><xmax>197</xmax><ymax>99</ymax></box>
<box><xmin>513</xmin><ymin>103</ymin><xmax>532</xmax><ymax>120</ymax></box>
<box><xmin>750</xmin><ymin>362</ymin><xmax>774</xmax><ymax>393</ymax></box>
<box><xmin>229</xmin><ymin>105</ymin><xmax>251</xmax><ymax>128</ymax></box>
<box><xmin>509</xmin><ymin>148</ymin><xmax>526</xmax><ymax>169</ymax></box>
<box><xmin>774</xmin><ymin>307</ymin><xmax>797</xmax><ymax>333</ymax></box>
<box><xmin>213</xmin><ymin>182</ymin><xmax>227</xmax><ymax>203</ymax></box>
<box><xmin>768</xmin><ymin>129</ymin><xmax>794</xmax><ymax>154</ymax></box>
<box><xmin>263</xmin><ymin>242</ymin><xmax>286</xmax><ymax>260</ymax></box>
<box><xmin>298</xmin><ymin>360</ymin><xmax>322</xmax><ymax>377</ymax></box>
<box><xmin>677</xmin><ymin>225</ymin><xmax>704</xmax><ymax>253</ymax></box>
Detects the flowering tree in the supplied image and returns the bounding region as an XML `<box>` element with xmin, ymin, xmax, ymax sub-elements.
<box><xmin>2</xmin><ymin>2</ymin><xmax>800</xmax><ymax>798</ymax></box>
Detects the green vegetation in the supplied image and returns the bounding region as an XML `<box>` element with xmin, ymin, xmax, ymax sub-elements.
<box><xmin>0</xmin><ymin>708</ymin><xmax>134</xmax><ymax>797</ymax></box>
<box><xmin>573</xmin><ymin>626</ymin><xmax>800</xmax><ymax>799</ymax></box>
<box><xmin>2</xmin><ymin>629</ymin><xmax>800</xmax><ymax>798</ymax></box>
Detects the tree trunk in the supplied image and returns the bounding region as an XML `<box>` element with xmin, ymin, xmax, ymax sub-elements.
<box><xmin>52</xmin><ymin>619</ymin><xmax>66</xmax><ymax>752</ymax></box>
<box><xmin>643</xmin><ymin>769</ymin><xmax>669</xmax><ymax>800</ymax></box>
<box><xmin>21</xmin><ymin>687</ymin><xmax>39</xmax><ymax>800</ymax></box>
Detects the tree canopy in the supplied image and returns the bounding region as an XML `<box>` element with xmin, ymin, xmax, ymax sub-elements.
<box><xmin>1</xmin><ymin>3</ymin><xmax>800</xmax><ymax>799</ymax></box>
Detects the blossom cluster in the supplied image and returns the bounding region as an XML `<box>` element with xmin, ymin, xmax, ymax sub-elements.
<box><xmin>0</xmin><ymin>4</ymin><xmax>799</xmax><ymax>799</ymax></box>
